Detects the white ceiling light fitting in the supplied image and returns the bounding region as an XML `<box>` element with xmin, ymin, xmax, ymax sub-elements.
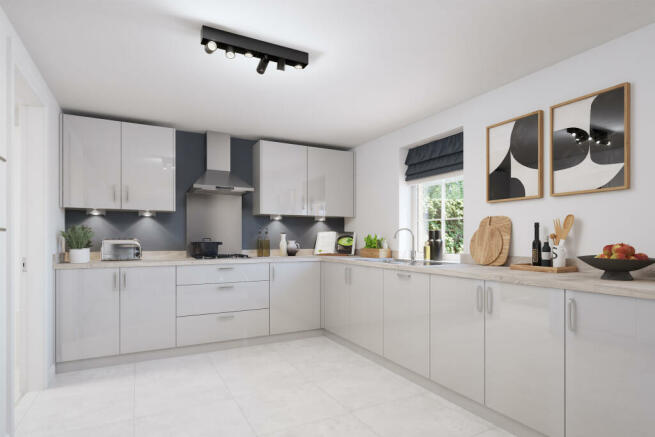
<box><xmin>201</xmin><ymin>25</ymin><xmax>308</xmax><ymax>75</ymax></box>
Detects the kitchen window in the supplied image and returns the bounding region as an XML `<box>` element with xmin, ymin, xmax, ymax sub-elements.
<box><xmin>415</xmin><ymin>174</ymin><xmax>464</xmax><ymax>258</ymax></box>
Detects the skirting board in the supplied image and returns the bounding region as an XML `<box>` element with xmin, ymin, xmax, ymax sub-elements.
<box><xmin>55</xmin><ymin>329</ymin><xmax>323</xmax><ymax>374</ymax></box>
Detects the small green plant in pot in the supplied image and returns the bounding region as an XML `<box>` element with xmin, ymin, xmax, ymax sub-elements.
<box><xmin>360</xmin><ymin>234</ymin><xmax>390</xmax><ymax>258</ymax></box>
<box><xmin>60</xmin><ymin>225</ymin><xmax>94</xmax><ymax>263</ymax></box>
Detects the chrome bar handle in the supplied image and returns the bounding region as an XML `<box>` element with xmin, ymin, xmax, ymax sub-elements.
<box><xmin>568</xmin><ymin>298</ymin><xmax>576</xmax><ymax>332</ymax></box>
<box><xmin>122</xmin><ymin>271</ymin><xmax>127</xmax><ymax>289</ymax></box>
<box><xmin>486</xmin><ymin>287</ymin><xmax>493</xmax><ymax>314</ymax></box>
<box><xmin>218</xmin><ymin>285</ymin><xmax>234</xmax><ymax>290</ymax></box>
<box><xmin>125</xmin><ymin>185</ymin><xmax>129</xmax><ymax>203</ymax></box>
<box><xmin>476</xmin><ymin>285</ymin><xmax>483</xmax><ymax>312</ymax></box>
<box><xmin>113</xmin><ymin>272</ymin><xmax>118</xmax><ymax>291</ymax></box>
<box><xmin>396</xmin><ymin>272</ymin><xmax>412</xmax><ymax>279</ymax></box>
<box><xmin>113</xmin><ymin>185</ymin><xmax>117</xmax><ymax>203</ymax></box>
<box><xmin>271</xmin><ymin>264</ymin><xmax>275</xmax><ymax>281</ymax></box>
<box><xmin>217</xmin><ymin>314</ymin><xmax>235</xmax><ymax>321</ymax></box>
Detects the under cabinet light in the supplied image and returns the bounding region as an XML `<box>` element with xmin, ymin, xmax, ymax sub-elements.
<box><xmin>315</xmin><ymin>216</ymin><xmax>326</xmax><ymax>222</ymax></box>
<box><xmin>270</xmin><ymin>215</ymin><xmax>282</xmax><ymax>221</ymax></box>
<box><xmin>139</xmin><ymin>210</ymin><xmax>156</xmax><ymax>217</ymax></box>
<box><xmin>86</xmin><ymin>209</ymin><xmax>106</xmax><ymax>216</ymax></box>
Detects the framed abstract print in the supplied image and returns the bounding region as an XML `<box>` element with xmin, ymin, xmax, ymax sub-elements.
<box><xmin>487</xmin><ymin>110</ymin><xmax>543</xmax><ymax>203</ymax></box>
<box><xmin>550</xmin><ymin>82</ymin><xmax>630</xmax><ymax>196</ymax></box>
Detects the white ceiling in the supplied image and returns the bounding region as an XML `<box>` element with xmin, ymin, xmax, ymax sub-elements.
<box><xmin>2</xmin><ymin>0</ymin><xmax>654</xmax><ymax>148</ymax></box>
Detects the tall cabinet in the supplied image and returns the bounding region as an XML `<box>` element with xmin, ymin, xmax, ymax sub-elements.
<box><xmin>61</xmin><ymin>114</ymin><xmax>175</xmax><ymax>211</ymax></box>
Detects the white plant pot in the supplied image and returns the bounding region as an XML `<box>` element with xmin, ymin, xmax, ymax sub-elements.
<box><xmin>69</xmin><ymin>248</ymin><xmax>90</xmax><ymax>264</ymax></box>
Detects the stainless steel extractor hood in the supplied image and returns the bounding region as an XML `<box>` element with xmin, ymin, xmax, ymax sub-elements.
<box><xmin>189</xmin><ymin>131</ymin><xmax>254</xmax><ymax>195</ymax></box>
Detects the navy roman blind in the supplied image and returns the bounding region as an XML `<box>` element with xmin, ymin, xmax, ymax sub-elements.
<box><xmin>404</xmin><ymin>132</ymin><xmax>463</xmax><ymax>181</ymax></box>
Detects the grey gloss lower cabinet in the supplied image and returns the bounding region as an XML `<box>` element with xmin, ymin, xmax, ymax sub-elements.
<box><xmin>120</xmin><ymin>266</ymin><xmax>176</xmax><ymax>354</ymax></box>
<box><xmin>430</xmin><ymin>276</ymin><xmax>485</xmax><ymax>404</ymax></box>
<box><xmin>270</xmin><ymin>262</ymin><xmax>321</xmax><ymax>335</ymax></box>
<box><xmin>485</xmin><ymin>281</ymin><xmax>565</xmax><ymax>437</ymax></box>
<box><xmin>383</xmin><ymin>270</ymin><xmax>430</xmax><ymax>377</ymax></box>
<box><xmin>56</xmin><ymin>268</ymin><xmax>120</xmax><ymax>362</ymax></box>
<box><xmin>566</xmin><ymin>290</ymin><xmax>655</xmax><ymax>437</ymax></box>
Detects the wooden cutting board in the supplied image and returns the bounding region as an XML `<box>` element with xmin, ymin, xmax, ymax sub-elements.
<box><xmin>481</xmin><ymin>216</ymin><xmax>512</xmax><ymax>266</ymax></box>
<box><xmin>470</xmin><ymin>218</ymin><xmax>503</xmax><ymax>265</ymax></box>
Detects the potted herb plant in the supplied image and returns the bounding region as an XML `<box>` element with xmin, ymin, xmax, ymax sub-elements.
<box><xmin>60</xmin><ymin>225</ymin><xmax>94</xmax><ymax>263</ymax></box>
<box><xmin>359</xmin><ymin>234</ymin><xmax>391</xmax><ymax>258</ymax></box>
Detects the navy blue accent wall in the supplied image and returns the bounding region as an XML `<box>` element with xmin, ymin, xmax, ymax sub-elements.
<box><xmin>65</xmin><ymin>131</ymin><xmax>344</xmax><ymax>251</ymax></box>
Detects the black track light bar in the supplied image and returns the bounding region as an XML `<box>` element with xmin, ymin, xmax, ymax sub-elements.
<box><xmin>201</xmin><ymin>25</ymin><xmax>308</xmax><ymax>71</ymax></box>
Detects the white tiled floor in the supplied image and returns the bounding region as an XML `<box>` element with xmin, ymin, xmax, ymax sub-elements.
<box><xmin>16</xmin><ymin>336</ymin><xmax>515</xmax><ymax>437</ymax></box>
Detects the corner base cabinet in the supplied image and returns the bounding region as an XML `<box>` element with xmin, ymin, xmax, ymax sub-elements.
<box><xmin>270</xmin><ymin>262</ymin><xmax>321</xmax><ymax>335</ymax></box>
<box><xmin>566</xmin><ymin>290</ymin><xmax>655</xmax><ymax>437</ymax></box>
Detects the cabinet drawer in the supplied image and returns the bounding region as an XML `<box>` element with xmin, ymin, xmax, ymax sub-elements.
<box><xmin>176</xmin><ymin>309</ymin><xmax>269</xmax><ymax>346</ymax></box>
<box><xmin>177</xmin><ymin>263</ymin><xmax>269</xmax><ymax>285</ymax></box>
<box><xmin>177</xmin><ymin>281</ymin><xmax>269</xmax><ymax>316</ymax></box>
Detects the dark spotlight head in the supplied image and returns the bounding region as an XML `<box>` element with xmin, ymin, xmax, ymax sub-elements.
<box><xmin>204</xmin><ymin>40</ymin><xmax>218</xmax><ymax>54</ymax></box>
<box><xmin>225</xmin><ymin>46</ymin><xmax>235</xmax><ymax>59</ymax></box>
<box><xmin>256</xmin><ymin>56</ymin><xmax>270</xmax><ymax>75</ymax></box>
<box><xmin>277</xmin><ymin>59</ymin><xmax>285</xmax><ymax>71</ymax></box>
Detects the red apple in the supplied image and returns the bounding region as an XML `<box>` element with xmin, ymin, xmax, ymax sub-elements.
<box><xmin>629</xmin><ymin>256</ymin><xmax>638</xmax><ymax>260</ymax></box>
<box><xmin>612</xmin><ymin>243</ymin><xmax>635</xmax><ymax>257</ymax></box>
<box><xmin>610</xmin><ymin>252</ymin><xmax>627</xmax><ymax>260</ymax></box>
<box><xmin>603</xmin><ymin>244</ymin><xmax>614</xmax><ymax>256</ymax></box>
<box><xmin>595</xmin><ymin>254</ymin><xmax>609</xmax><ymax>259</ymax></box>
<box><xmin>634</xmin><ymin>253</ymin><xmax>649</xmax><ymax>261</ymax></box>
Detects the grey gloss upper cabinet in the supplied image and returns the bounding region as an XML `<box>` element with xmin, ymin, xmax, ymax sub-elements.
<box><xmin>61</xmin><ymin>115</ymin><xmax>175</xmax><ymax>211</ymax></box>
<box><xmin>307</xmin><ymin>148</ymin><xmax>354</xmax><ymax>217</ymax></box>
<box><xmin>566</xmin><ymin>290</ymin><xmax>655</xmax><ymax>437</ymax></box>
<box><xmin>253</xmin><ymin>140</ymin><xmax>308</xmax><ymax>216</ymax></box>
<box><xmin>253</xmin><ymin>140</ymin><xmax>354</xmax><ymax>217</ymax></box>
<box><xmin>62</xmin><ymin>114</ymin><xmax>122</xmax><ymax>209</ymax></box>
<box><xmin>121</xmin><ymin>122</ymin><xmax>175</xmax><ymax>212</ymax></box>
<box><xmin>485</xmin><ymin>281</ymin><xmax>565</xmax><ymax>437</ymax></box>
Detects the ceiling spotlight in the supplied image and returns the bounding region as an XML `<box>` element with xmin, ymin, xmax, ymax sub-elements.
<box><xmin>607</xmin><ymin>141</ymin><xmax>611</xmax><ymax>146</ymax></box>
<box><xmin>257</xmin><ymin>55</ymin><xmax>270</xmax><ymax>75</ymax></box>
<box><xmin>201</xmin><ymin>25</ymin><xmax>308</xmax><ymax>75</ymax></box>
<box><xmin>204</xmin><ymin>40</ymin><xmax>218</xmax><ymax>54</ymax></box>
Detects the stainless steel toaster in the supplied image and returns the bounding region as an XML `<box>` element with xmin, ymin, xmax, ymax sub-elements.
<box><xmin>101</xmin><ymin>239</ymin><xmax>142</xmax><ymax>261</ymax></box>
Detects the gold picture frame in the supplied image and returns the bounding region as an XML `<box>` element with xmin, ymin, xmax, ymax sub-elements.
<box><xmin>486</xmin><ymin>110</ymin><xmax>543</xmax><ymax>203</ymax></box>
<box><xmin>550</xmin><ymin>82</ymin><xmax>630</xmax><ymax>197</ymax></box>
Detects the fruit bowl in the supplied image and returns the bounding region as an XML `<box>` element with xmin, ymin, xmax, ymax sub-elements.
<box><xmin>578</xmin><ymin>255</ymin><xmax>655</xmax><ymax>281</ymax></box>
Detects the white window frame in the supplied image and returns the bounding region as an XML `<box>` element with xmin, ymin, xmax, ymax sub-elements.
<box><xmin>411</xmin><ymin>172</ymin><xmax>463</xmax><ymax>262</ymax></box>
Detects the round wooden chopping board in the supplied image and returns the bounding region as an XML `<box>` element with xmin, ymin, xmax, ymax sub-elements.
<box><xmin>470</xmin><ymin>220</ymin><xmax>503</xmax><ymax>265</ymax></box>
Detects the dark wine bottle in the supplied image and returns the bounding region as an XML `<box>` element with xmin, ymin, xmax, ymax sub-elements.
<box><xmin>532</xmin><ymin>222</ymin><xmax>542</xmax><ymax>266</ymax></box>
<box><xmin>541</xmin><ymin>239</ymin><xmax>552</xmax><ymax>267</ymax></box>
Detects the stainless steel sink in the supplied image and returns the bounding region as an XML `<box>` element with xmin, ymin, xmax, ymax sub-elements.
<box><xmin>361</xmin><ymin>258</ymin><xmax>447</xmax><ymax>266</ymax></box>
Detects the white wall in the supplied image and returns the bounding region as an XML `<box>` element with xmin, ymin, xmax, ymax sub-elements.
<box><xmin>347</xmin><ymin>23</ymin><xmax>655</xmax><ymax>259</ymax></box>
<box><xmin>0</xmin><ymin>4</ymin><xmax>62</xmax><ymax>435</ymax></box>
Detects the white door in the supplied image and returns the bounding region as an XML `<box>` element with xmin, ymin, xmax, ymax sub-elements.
<box><xmin>56</xmin><ymin>269</ymin><xmax>120</xmax><ymax>362</ymax></box>
<box><xmin>349</xmin><ymin>265</ymin><xmax>383</xmax><ymax>354</ymax></box>
<box><xmin>120</xmin><ymin>266</ymin><xmax>176</xmax><ymax>354</ymax></box>
<box><xmin>383</xmin><ymin>270</ymin><xmax>430</xmax><ymax>377</ymax></box>
<box><xmin>323</xmin><ymin>262</ymin><xmax>350</xmax><ymax>338</ymax></box>
<box><xmin>566</xmin><ymin>290</ymin><xmax>655</xmax><ymax>437</ymax></box>
<box><xmin>430</xmin><ymin>276</ymin><xmax>484</xmax><ymax>403</ymax></box>
<box><xmin>254</xmin><ymin>141</ymin><xmax>307</xmax><ymax>215</ymax></box>
<box><xmin>121</xmin><ymin>122</ymin><xmax>175</xmax><ymax>212</ymax></box>
<box><xmin>270</xmin><ymin>262</ymin><xmax>321</xmax><ymax>334</ymax></box>
<box><xmin>485</xmin><ymin>281</ymin><xmax>565</xmax><ymax>437</ymax></box>
<box><xmin>307</xmin><ymin>148</ymin><xmax>354</xmax><ymax>217</ymax></box>
<box><xmin>62</xmin><ymin>114</ymin><xmax>122</xmax><ymax>209</ymax></box>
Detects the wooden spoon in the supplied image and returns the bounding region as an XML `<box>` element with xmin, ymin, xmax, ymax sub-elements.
<box><xmin>560</xmin><ymin>214</ymin><xmax>575</xmax><ymax>241</ymax></box>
